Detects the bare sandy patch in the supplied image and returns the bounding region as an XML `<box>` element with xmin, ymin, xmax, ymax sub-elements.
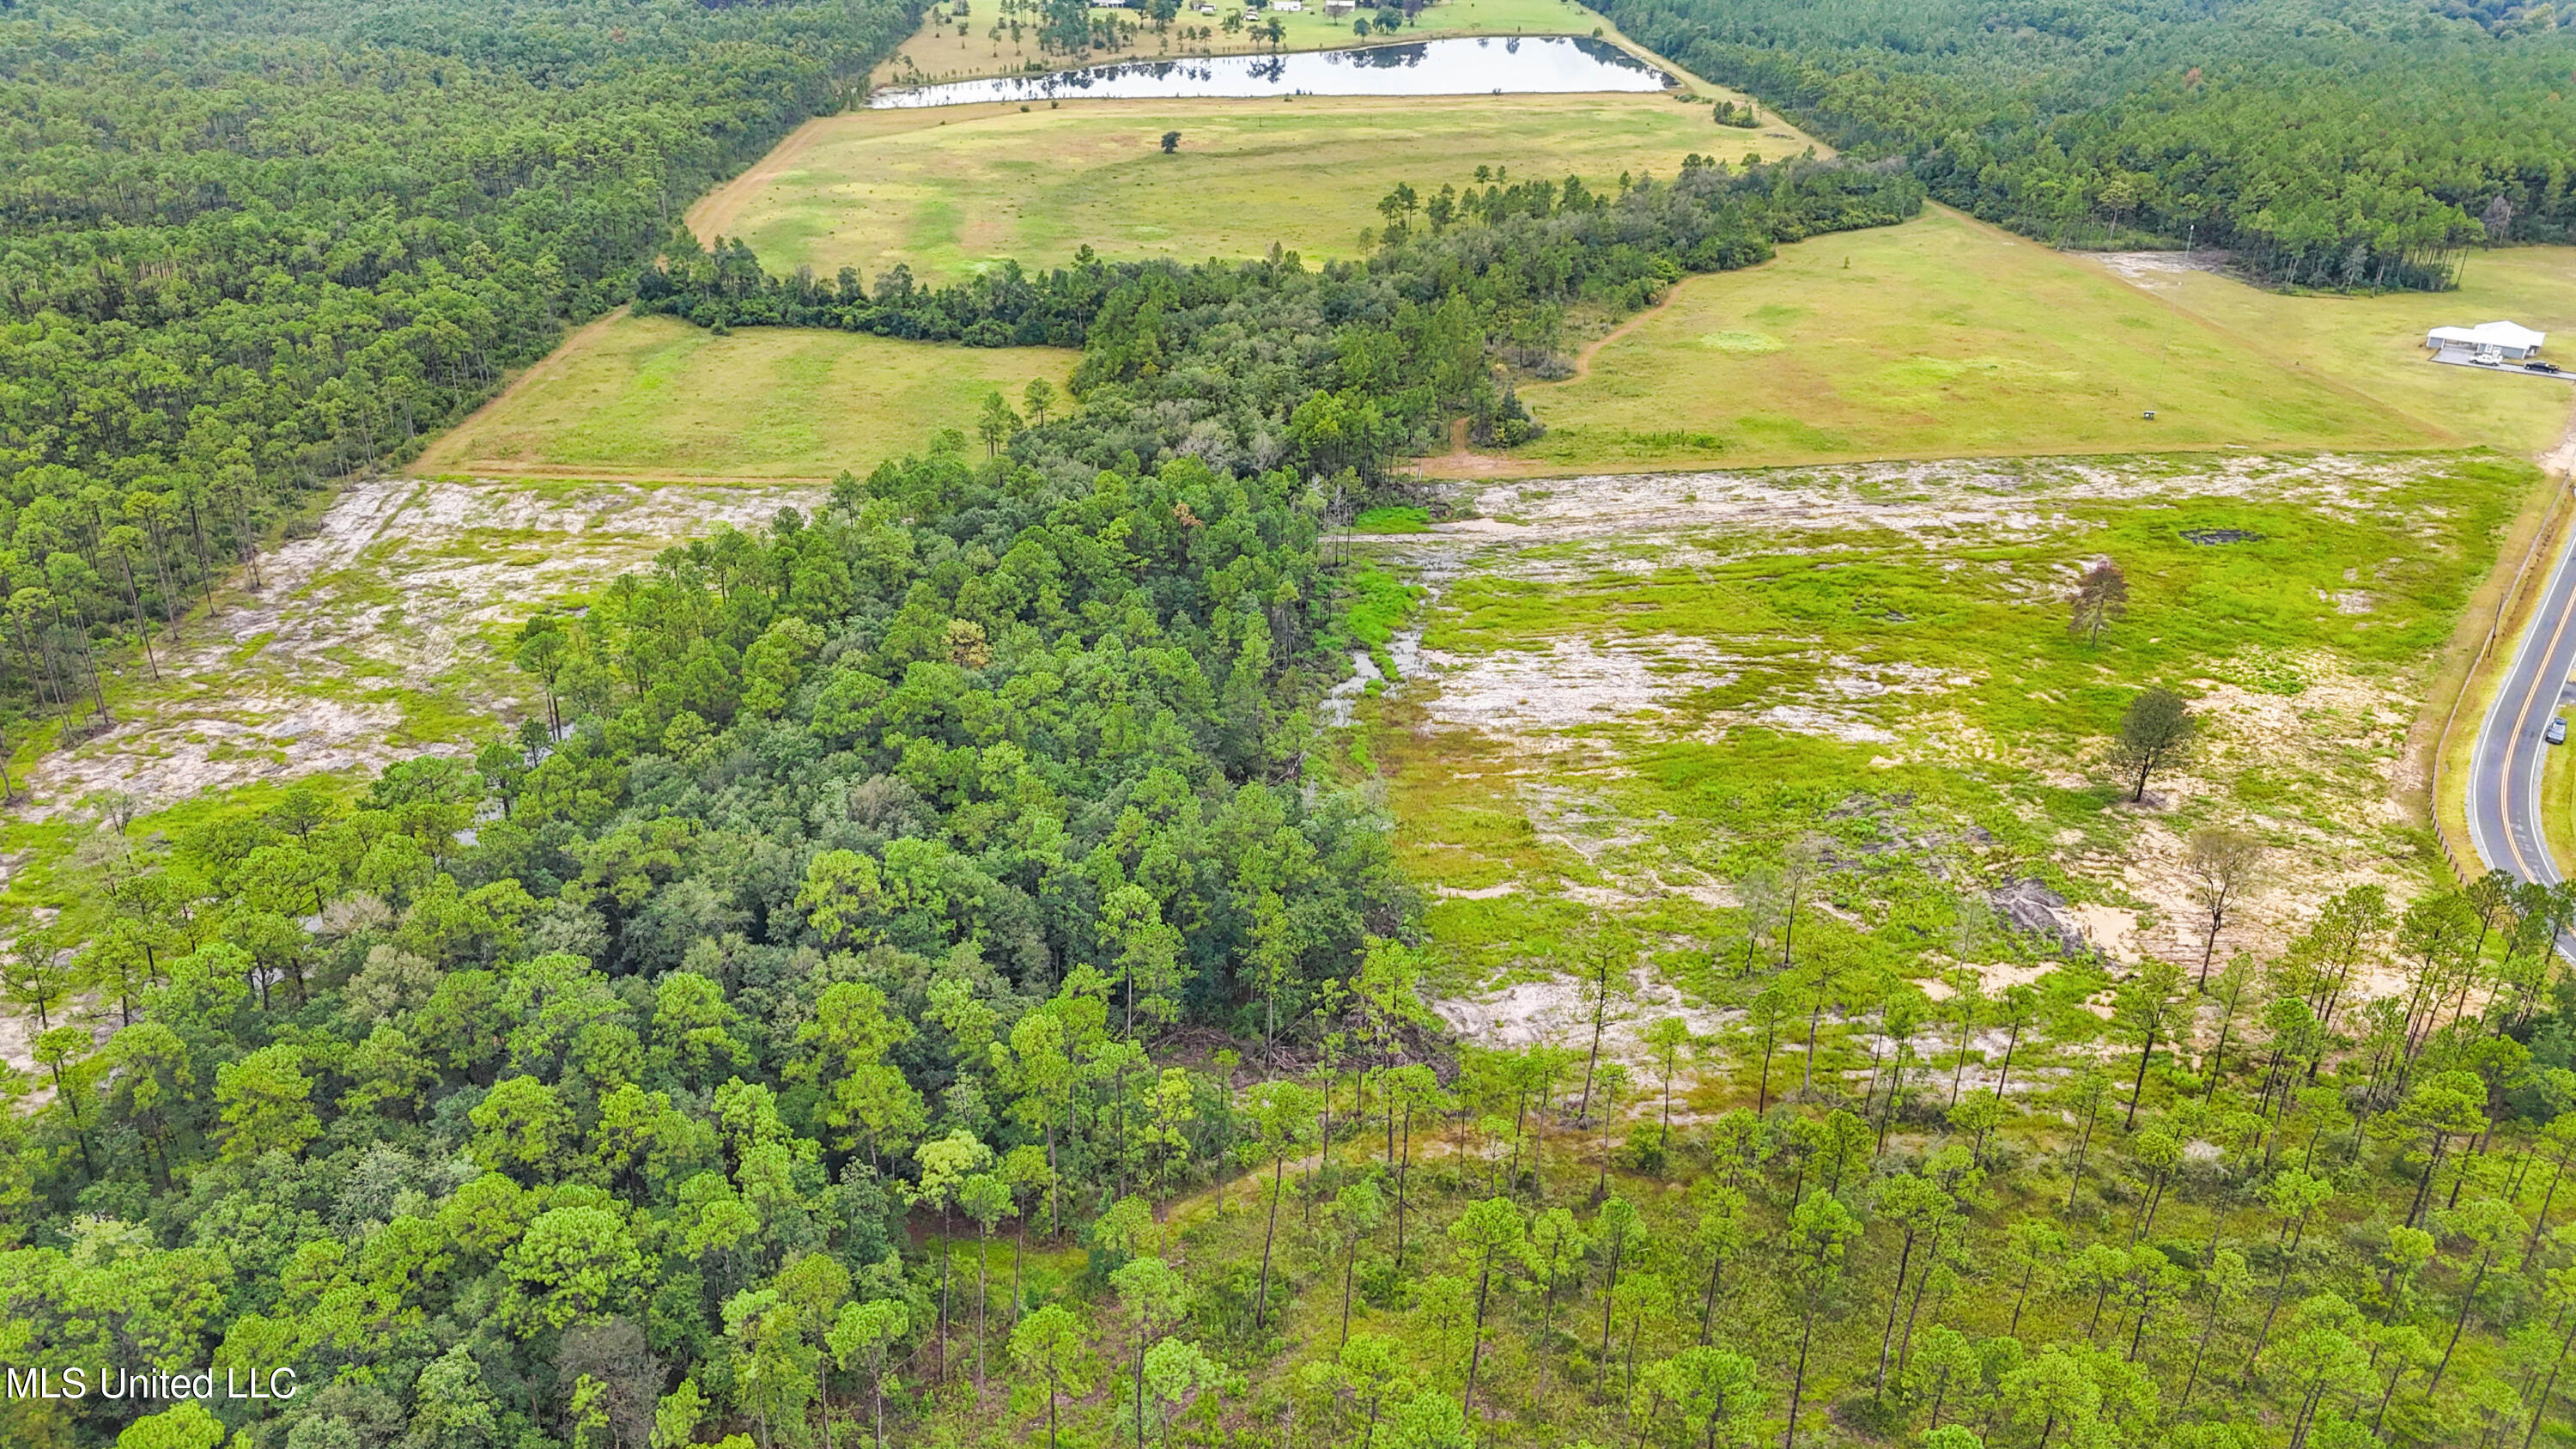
<box><xmin>21</xmin><ymin>476</ymin><xmax>818</xmax><ymax>819</ymax></box>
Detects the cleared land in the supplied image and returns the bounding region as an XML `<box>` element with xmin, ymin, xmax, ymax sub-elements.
<box><xmin>415</xmin><ymin>314</ymin><xmax>1071</xmax><ymax>481</ymax></box>
<box><xmin>1338</xmin><ymin>454</ymin><xmax>2521</xmax><ymax>1039</ymax></box>
<box><xmin>2099</xmin><ymin>243</ymin><xmax>2576</xmax><ymax>457</ymax></box>
<box><xmin>872</xmin><ymin>0</ymin><xmax>1707</xmax><ymax>87</ymax></box>
<box><xmin>0</xmin><ymin>474</ymin><xmax>817</xmax><ymax>902</ymax></box>
<box><xmin>685</xmin><ymin>92</ymin><xmax>1801</xmax><ymax>284</ymax></box>
<box><xmin>1488</xmin><ymin>207</ymin><xmax>2445</xmax><ymax>476</ymax></box>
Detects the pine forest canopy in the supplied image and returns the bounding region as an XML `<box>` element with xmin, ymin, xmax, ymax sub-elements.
<box><xmin>1600</xmin><ymin>0</ymin><xmax>2576</xmax><ymax>286</ymax></box>
<box><xmin>0</xmin><ymin>0</ymin><xmax>913</xmax><ymax>733</ymax></box>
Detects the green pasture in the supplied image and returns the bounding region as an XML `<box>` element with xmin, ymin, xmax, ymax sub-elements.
<box><xmin>689</xmin><ymin>92</ymin><xmax>1801</xmax><ymax>287</ymax></box>
<box><xmin>417</xmin><ymin>314</ymin><xmax>1072</xmax><ymax>480</ymax></box>
<box><xmin>1506</xmin><ymin>208</ymin><xmax>2445</xmax><ymax>473</ymax></box>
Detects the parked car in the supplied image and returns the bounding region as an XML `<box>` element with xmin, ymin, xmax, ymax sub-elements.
<box><xmin>2529</xmin><ymin>360</ymin><xmax>2564</xmax><ymax>374</ymax></box>
<box><xmin>2549</xmin><ymin>716</ymin><xmax>2567</xmax><ymax>745</ymax></box>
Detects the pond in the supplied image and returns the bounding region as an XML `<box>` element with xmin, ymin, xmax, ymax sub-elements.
<box><xmin>868</xmin><ymin>34</ymin><xmax>1675</xmax><ymax>108</ymax></box>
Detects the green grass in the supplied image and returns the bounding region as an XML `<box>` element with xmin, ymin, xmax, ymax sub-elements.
<box><xmin>2129</xmin><ymin>241</ymin><xmax>2576</xmax><ymax>456</ymax></box>
<box><xmin>1362</xmin><ymin>455</ymin><xmax>2522</xmax><ymax>992</ymax></box>
<box><xmin>1352</xmin><ymin>505</ymin><xmax>1431</xmax><ymax>533</ymax></box>
<box><xmin>1502</xmin><ymin>207</ymin><xmax>2445</xmax><ymax>472</ymax></box>
<box><xmin>685</xmin><ymin>92</ymin><xmax>1806</xmax><ymax>286</ymax></box>
<box><xmin>417</xmin><ymin>314</ymin><xmax>1072</xmax><ymax>479</ymax></box>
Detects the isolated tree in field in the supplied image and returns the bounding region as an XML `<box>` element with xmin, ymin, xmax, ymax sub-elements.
<box><xmin>1023</xmin><ymin>376</ymin><xmax>1055</xmax><ymax>426</ymax></box>
<box><xmin>2111</xmin><ymin>960</ymin><xmax>2184</xmax><ymax>1127</ymax></box>
<box><xmin>1777</xmin><ymin>834</ymin><xmax>1828</xmax><ymax>971</ymax></box>
<box><xmin>2111</xmin><ymin>688</ymin><xmax>2196</xmax><ymax>801</ymax></box>
<box><xmin>1989</xmin><ymin>983</ymin><xmax>2040</xmax><ymax>1096</ymax></box>
<box><xmin>1449</xmin><ymin>1195</ymin><xmax>1526</xmax><ymax>1413</ymax></box>
<box><xmin>2069</xmin><ymin>559</ymin><xmax>2129</xmax><ymax>643</ymax></box>
<box><xmin>1160</xmin><ymin>130</ymin><xmax>1181</xmax><ymax>153</ymax></box>
<box><xmin>1798</xmin><ymin>942</ymin><xmax>1870</xmax><ymax>1097</ymax></box>
<box><xmin>1743</xmin><ymin>983</ymin><xmax>1796</xmax><ymax>1111</ymax></box>
<box><xmin>2185</xmin><ymin>825</ymin><xmax>2263</xmax><ymax>987</ymax></box>
<box><xmin>1575</xmin><ymin>928</ymin><xmax>1636</xmax><ymax>1118</ymax></box>
<box><xmin>1010</xmin><ymin>1305</ymin><xmax>1086</xmax><ymax>1449</ymax></box>
<box><xmin>1645</xmin><ymin>1016</ymin><xmax>1694</xmax><ymax>1157</ymax></box>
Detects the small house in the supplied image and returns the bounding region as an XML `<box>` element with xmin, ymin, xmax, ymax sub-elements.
<box><xmin>2428</xmin><ymin>321</ymin><xmax>2547</xmax><ymax>359</ymax></box>
<box><xmin>1323</xmin><ymin>0</ymin><xmax>1355</xmax><ymax>15</ymax></box>
<box><xmin>1273</xmin><ymin>1</ymin><xmax>1304</xmax><ymax>10</ymax></box>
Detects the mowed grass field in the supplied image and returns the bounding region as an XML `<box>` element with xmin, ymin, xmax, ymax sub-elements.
<box><xmin>416</xmin><ymin>314</ymin><xmax>1071</xmax><ymax>480</ymax></box>
<box><xmin>1498</xmin><ymin>207</ymin><xmax>2446</xmax><ymax>474</ymax></box>
<box><xmin>2109</xmin><ymin>245</ymin><xmax>2576</xmax><ymax>456</ymax></box>
<box><xmin>686</xmin><ymin>91</ymin><xmax>1802</xmax><ymax>284</ymax></box>
<box><xmin>875</xmin><ymin>0</ymin><xmax>1644</xmax><ymax>86</ymax></box>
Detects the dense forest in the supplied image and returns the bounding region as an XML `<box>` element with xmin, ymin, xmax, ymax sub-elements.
<box><xmin>1601</xmin><ymin>0</ymin><xmax>2576</xmax><ymax>286</ymax></box>
<box><xmin>0</xmin><ymin>0</ymin><xmax>914</xmax><ymax>736</ymax></box>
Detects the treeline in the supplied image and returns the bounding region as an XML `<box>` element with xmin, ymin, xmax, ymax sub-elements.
<box><xmin>1601</xmin><ymin>0</ymin><xmax>2576</xmax><ymax>288</ymax></box>
<box><xmin>0</xmin><ymin>0</ymin><xmax>918</xmax><ymax>728</ymax></box>
<box><xmin>641</xmin><ymin>155</ymin><xmax>1923</xmax><ymax>479</ymax></box>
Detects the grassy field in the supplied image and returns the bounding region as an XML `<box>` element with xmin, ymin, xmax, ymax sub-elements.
<box><xmin>872</xmin><ymin>0</ymin><xmax>1710</xmax><ymax>87</ymax></box>
<box><xmin>2106</xmin><ymin>243</ymin><xmax>2576</xmax><ymax>457</ymax></box>
<box><xmin>1493</xmin><ymin>207</ymin><xmax>2446</xmax><ymax>475</ymax></box>
<box><xmin>685</xmin><ymin>92</ymin><xmax>1801</xmax><ymax>285</ymax></box>
<box><xmin>1346</xmin><ymin>453</ymin><xmax>2518</xmax><ymax>1008</ymax></box>
<box><xmin>415</xmin><ymin>314</ymin><xmax>1072</xmax><ymax>480</ymax></box>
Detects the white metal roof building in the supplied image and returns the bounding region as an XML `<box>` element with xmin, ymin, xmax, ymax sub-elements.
<box><xmin>2428</xmin><ymin>321</ymin><xmax>2548</xmax><ymax>358</ymax></box>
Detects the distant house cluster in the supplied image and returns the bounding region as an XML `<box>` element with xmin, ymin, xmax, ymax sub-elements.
<box><xmin>2427</xmin><ymin>320</ymin><xmax>2547</xmax><ymax>359</ymax></box>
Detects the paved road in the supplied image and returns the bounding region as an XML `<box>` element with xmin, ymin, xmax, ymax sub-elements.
<box><xmin>2469</xmin><ymin>514</ymin><xmax>2576</xmax><ymax>891</ymax></box>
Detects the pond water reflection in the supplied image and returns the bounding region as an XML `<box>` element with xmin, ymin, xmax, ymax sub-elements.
<box><xmin>868</xmin><ymin>34</ymin><xmax>1674</xmax><ymax>108</ymax></box>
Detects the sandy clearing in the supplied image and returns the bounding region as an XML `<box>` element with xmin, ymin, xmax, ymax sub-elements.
<box><xmin>1376</xmin><ymin>454</ymin><xmax>2474</xmax><ymax>1050</ymax></box>
<box><xmin>22</xmin><ymin>476</ymin><xmax>821</xmax><ymax>819</ymax></box>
